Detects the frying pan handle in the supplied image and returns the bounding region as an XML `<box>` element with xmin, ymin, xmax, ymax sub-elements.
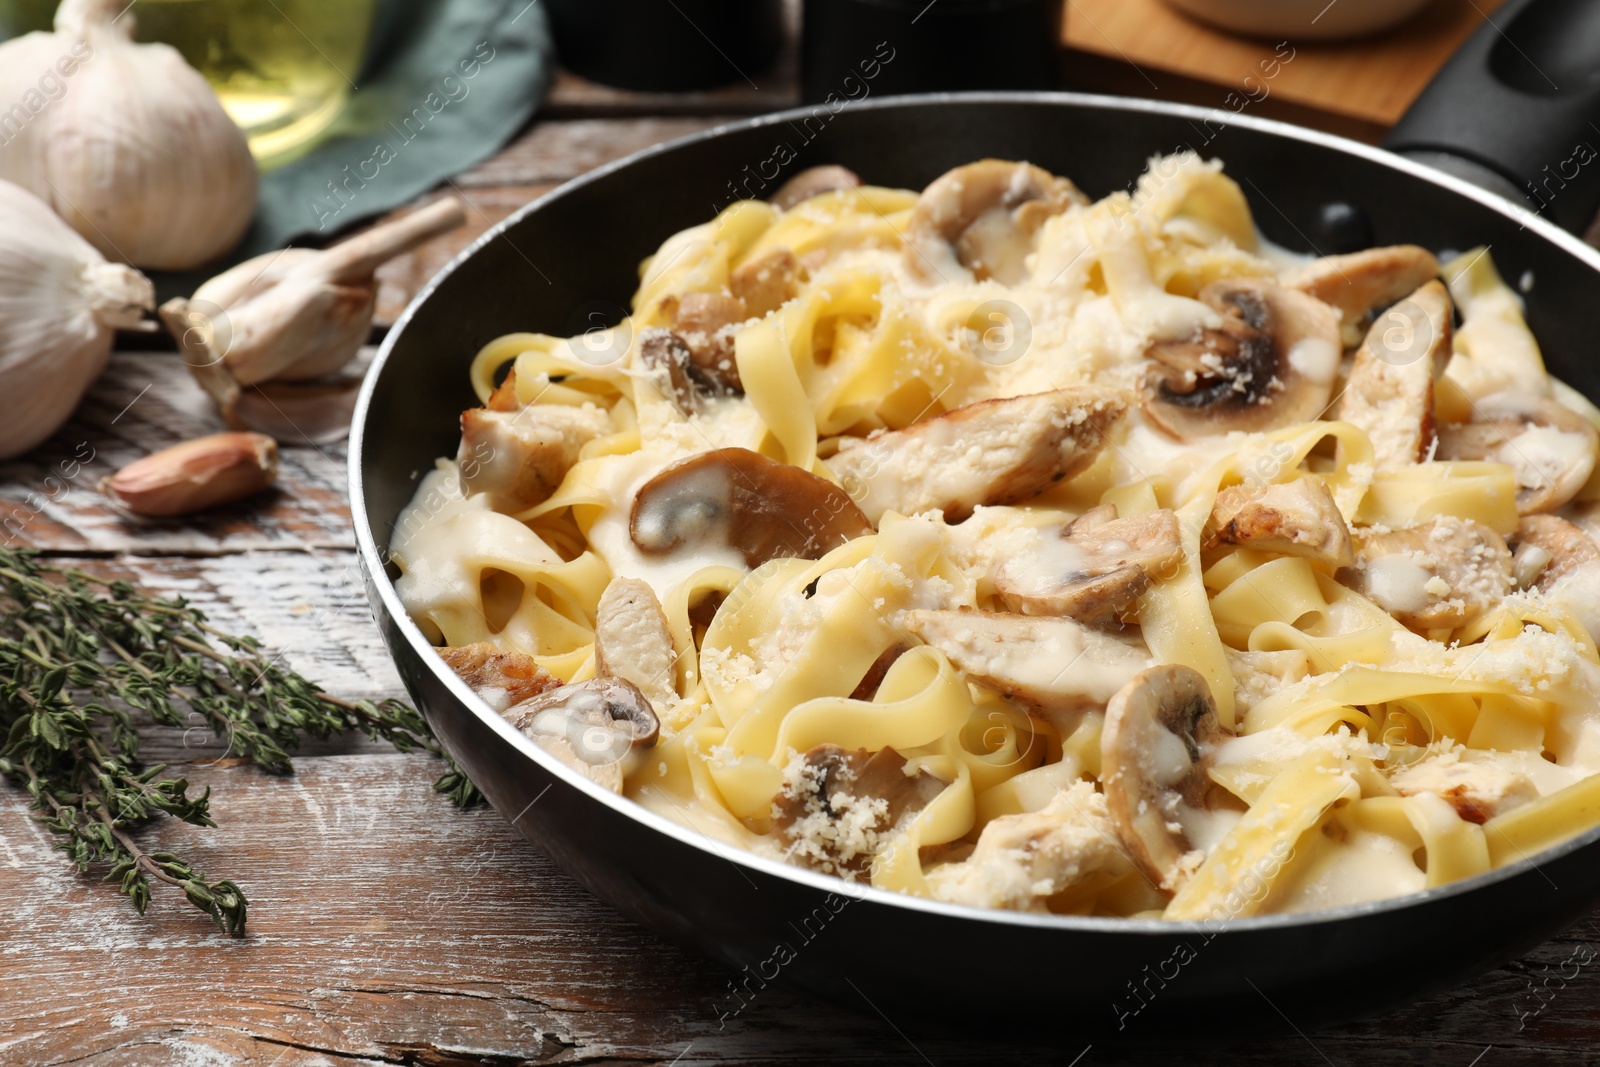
<box><xmin>1383</xmin><ymin>0</ymin><xmax>1600</xmax><ymax>233</ymax></box>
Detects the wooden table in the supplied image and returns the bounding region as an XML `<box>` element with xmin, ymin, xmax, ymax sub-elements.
<box><xmin>6</xmin><ymin>11</ymin><xmax>1600</xmax><ymax>1066</ymax></box>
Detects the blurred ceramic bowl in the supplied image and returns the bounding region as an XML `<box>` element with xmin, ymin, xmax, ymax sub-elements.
<box><xmin>1159</xmin><ymin>0</ymin><xmax>1436</xmax><ymax>40</ymax></box>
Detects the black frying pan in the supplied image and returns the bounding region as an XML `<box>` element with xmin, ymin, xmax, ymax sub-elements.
<box><xmin>351</xmin><ymin>30</ymin><xmax>1600</xmax><ymax>1036</ymax></box>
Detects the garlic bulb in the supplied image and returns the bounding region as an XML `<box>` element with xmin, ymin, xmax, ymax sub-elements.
<box><xmin>0</xmin><ymin>179</ymin><xmax>153</xmax><ymax>461</ymax></box>
<box><xmin>0</xmin><ymin>0</ymin><xmax>257</xmax><ymax>270</ymax></box>
<box><xmin>161</xmin><ymin>198</ymin><xmax>466</xmax><ymax>442</ymax></box>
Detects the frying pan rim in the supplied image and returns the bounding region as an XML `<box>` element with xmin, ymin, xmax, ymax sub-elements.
<box><xmin>351</xmin><ymin>89</ymin><xmax>1600</xmax><ymax>937</ymax></box>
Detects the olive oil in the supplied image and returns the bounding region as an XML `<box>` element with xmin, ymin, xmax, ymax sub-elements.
<box><xmin>0</xmin><ymin>0</ymin><xmax>374</xmax><ymax>168</ymax></box>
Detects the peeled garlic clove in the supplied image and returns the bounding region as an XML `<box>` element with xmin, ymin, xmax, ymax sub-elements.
<box><xmin>102</xmin><ymin>431</ymin><xmax>278</xmax><ymax>517</ymax></box>
<box><xmin>0</xmin><ymin>0</ymin><xmax>257</xmax><ymax>270</ymax></box>
<box><xmin>162</xmin><ymin>199</ymin><xmax>466</xmax><ymax>426</ymax></box>
<box><xmin>0</xmin><ymin>179</ymin><xmax>154</xmax><ymax>461</ymax></box>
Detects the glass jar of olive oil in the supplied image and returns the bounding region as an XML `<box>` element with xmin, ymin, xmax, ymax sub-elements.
<box><xmin>0</xmin><ymin>0</ymin><xmax>375</xmax><ymax>168</ymax></box>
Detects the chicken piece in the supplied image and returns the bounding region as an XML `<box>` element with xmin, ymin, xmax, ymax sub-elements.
<box><xmin>1389</xmin><ymin>750</ymin><xmax>1539</xmax><ymax>823</ymax></box>
<box><xmin>924</xmin><ymin>782</ymin><xmax>1133</xmax><ymax>912</ymax></box>
<box><xmin>1340</xmin><ymin>516</ymin><xmax>1512</xmax><ymax>631</ymax></box>
<box><xmin>772</xmin><ymin>745</ymin><xmax>945</xmax><ymax>876</ymax></box>
<box><xmin>825</xmin><ymin>389</ymin><xmax>1127</xmax><ymax>524</ymax></box>
<box><xmin>486</xmin><ymin>367</ymin><xmax>522</xmax><ymax>411</ymax></box>
<box><xmin>594</xmin><ymin>577</ymin><xmax>680</xmax><ymax>713</ymax></box>
<box><xmin>437</xmin><ymin>642</ymin><xmax>560</xmax><ymax>713</ymax></box>
<box><xmin>458</xmin><ymin>403</ymin><xmax>612</xmax><ymax>511</ymax></box>
<box><xmin>1282</xmin><ymin>244</ymin><xmax>1441</xmax><ymax>343</ymax></box>
<box><xmin>729</xmin><ymin>247</ymin><xmax>803</xmax><ymax>316</ymax></box>
<box><xmin>1337</xmin><ymin>280</ymin><xmax>1453</xmax><ymax>469</ymax></box>
<box><xmin>995</xmin><ymin>506</ymin><xmax>1184</xmax><ymax>625</ymax></box>
<box><xmin>1208</xmin><ymin>478</ymin><xmax>1353</xmax><ymax>566</ymax></box>
<box><xmin>902</xmin><ymin>608</ymin><xmax>1151</xmax><ymax>709</ymax></box>
<box><xmin>1225</xmin><ymin>648</ymin><xmax>1312</xmax><ymax>715</ymax></box>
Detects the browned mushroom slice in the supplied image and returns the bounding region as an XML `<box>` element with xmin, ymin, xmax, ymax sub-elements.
<box><xmin>630</xmin><ymin>447</ymin><xmax>873</xmax><ymax>568</ymax></box>
<box><xmin>662</xmin><ymin>291</ymin><xmax>749</xmax><ymax>393</ymax></box>
<box><xmin>1283</xmin><ymin>244</ymin><xmax>1441</xmax><ymax>342</ymax></box>
<box><xmin>594</xmin><ymin>577</ymin><xmax>680</xmax><ymax>713</ymax></box>
<box><xmin>437</xmin><ymin>642</ymin><xmax>560</xmax><ymax>713</ymax></box>
<box><xmin>995</xmin><ymin>507</ymin><xmax>1184</xmax><ymax>625</ymax></box>
<box><xmin>1101</xmin><ymin>664</ymin><xmax>1233</xmax><ymax>892</ymax></box>
<box><xmin>1339</xmin><ymin>516</ymin><xmax>1512</xmax><ymax>631</ymax></box>
<box><xmin>638</xmin><ymin>329</ymin><xmax>703</xmax><ymax>418</ymax></box>
<box><xmin>1141</xmin><ymin>278</ymin><xmax>1340</xmax><ymax>440</ymax></box>
<box><xmin>1508</xmin><ymin>515</ymin><xmax>1600</xmax><ymax>639</ymax></box>
<box><xmin>1337</xmin><ymin>280</ymin><xmax>1453</xmax><ymax>469</ymax></box>
<box><xmin>1436</xmin><ymin>393</ymin><xmax>1600</xmax><ymax>513</ymax></box>
<box><xmin>903</xmin><ymin>160</ymin><xmax>1086</xmax><ymax>285</ymax></box>
<box><xmin>902</xmin><ymin>608</ymin><xmax>1152</xmax><ymax>709</ymax></box>
<box><xmin>458</xmin><ymin>403</ymin><xmax>612</xmax><ymax>511</ymax></box>
<box><xmin>1208</xmin><ymin>477</ymin><xmax>1353</xmax><ymax>566</ymax></box>
<box><xmin>771</xmin><ymin>164</ymin><xmax>862</xmax><ymax>211</ymax></box>
<box><xmin>924</xmin><ymin>781</ymin><xmax>1133</xmax><ymax>911</ymax></box>
<box><xmin>1388</xmin><ymin>753</ymin><xmax>1537</xmax><ymax>824</ymax></box>
<box><xmin>772</xmin><ymin>744</ymin><xmax>945</xmax><ymax>876</ymax></box>
<box><xmin>824</xmin><ymin>388</ymin><xmax>1127</xmax><ymax>524</ymax></box>
<box><xmin>503</xmin><ymin>677</ymin><xmax>660</xmax><ymax>794</ymax></box>
<box><xmin>729</xmin><ymin>247</ymin><xmax>803</xmax><ymax>316</ymax></box>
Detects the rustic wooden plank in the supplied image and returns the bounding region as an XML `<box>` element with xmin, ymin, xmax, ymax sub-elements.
<box><xmin>3</xmin><ymin>753</ymin><xmax>1599</xmax><ymax>1066</ymax></box>
<box><xmin>1</xmin><ymin>352</ymin><xmax>358</xmax><ymax>556</ymax></box>
<box><xmin>456</xmin><ymin>116</ymin><xmax>733</xmax><ymax>187</ymax></box>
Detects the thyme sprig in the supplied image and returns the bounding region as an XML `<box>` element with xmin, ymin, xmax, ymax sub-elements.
<box><xmin>0</xmin><ymin>546</ymin><xmax>479</xmax><ymax>935</ymax></box>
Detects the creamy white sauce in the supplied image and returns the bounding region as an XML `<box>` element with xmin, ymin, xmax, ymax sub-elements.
<box><xmin>1363</xmin><ymin>555</ymin><xmax>1436</xmax><ymax>614</ymax></box>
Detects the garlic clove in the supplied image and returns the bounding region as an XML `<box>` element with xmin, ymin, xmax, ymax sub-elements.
<box><xmin>164</xmin><ymin>198</ymin><xmax>467</xmax><ymax>435</ymax></box>
<box><xmin>226</xmin><ymin>377</ymin><xmax>364</xmax><ymax>445</ymax></box>
<box><xmin>0</xmin><ymin>0</ymin><xmax>258</xmax><ymax>270</ymax></box>
<box><xmin>102</xmin><ymin>431</ymin><xmax>278</xmax><ymax>517</ymax></box>
<box><xmin>0</xmin><ymin>179</ymin><xmax>155</xmax><ymax>460</ymax></box>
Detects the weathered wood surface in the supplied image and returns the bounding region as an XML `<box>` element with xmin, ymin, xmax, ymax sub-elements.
<box><xmin>7</xmin><ymin>25</ymin><xmax>1600</xmax><ymax>1063</ymax></box>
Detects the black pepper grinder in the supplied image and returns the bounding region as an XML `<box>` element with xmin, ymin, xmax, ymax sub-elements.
<box><xmin>801</xmin><ymin>0</ymin><xmax>1063</xmax><ymax>103</ymax></box>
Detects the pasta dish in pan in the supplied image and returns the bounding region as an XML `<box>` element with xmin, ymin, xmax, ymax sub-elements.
<box><xmin>393</xmin><ymin>155</ymin><xmax>1600</xmax><ymax>920</ymax></box>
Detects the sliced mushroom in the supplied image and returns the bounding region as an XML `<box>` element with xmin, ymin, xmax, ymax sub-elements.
<box><xmin>772</xmin><ymin>744</ymin><xmax>945</xmax><ymax>876</ymax></box>
<box><xmin>594</xmin><ymin>576</ymin><xmax>680</xmax><ymax>713</ymax></box>
<box><xmin>638</xmin><ymin>328</ymin><xmax>703</xmax><ymax>417</ymax></box>
<box><xmin>458</xmin><ymin>402</ymin><xmax>612</xmax><ymax>511</ymax></box>
<box><xmin>1339</xmin><ymin>516</ymin><xmax>1512</xmax><ymax>631</ymax></box>
<box><xmin>437</xmin><ymin>642</ymin><xmax>560</xmax><ymax>713</ymax></box>
<box><xmin>1208</xmin><ymin>477</ymin><xmax>1353</xmax><ymax>566</ymax></box>
<box><xmin>661</xmin><ymin>291</ymin><xmax>748</xmax><ymax>393</ymax></box>
<box><xmin>502</xmin><ymin>677</ymin><xmax>660</xmax><ymax>793</ymax></box>
<box><xmin>1388</xmin><ymin>751</ymin><xmax>1537</xmax><ymax>824</ymax></box>
<box><xmin>771</xmin><ymin>165</ymin><xmax>862</xmax><ymax>211</ymax></box>
<box><xmin>850</xmin><ymin>643</ymin><xmax>906</xmax><ymax>701</ymax></box>
<box><xmin>903</xmin><ymin>160</ymin><xmax>1086</xmax><ymax>285</ymax></box>
<box><xmin>924</xmin><ymin>781</ymin><xmax>1134</xmax><ymax>912</ymax></box>
<box><xmin>995</xmin><ymin>506</ymin><xmax>1184</xmax><ymax>625</ymax></box>
<box><xmin>824</xmin><ymin>388</ymin><xmax>1127</xmax><ymax>524</ymax></box>
<box><xmin>1141</xmin><ymin>278</ymin><xmax>1341</xmax><ymax>440</ymax></box>
<box><xmin>1508</xmin><ymin>514</ymin><xmax>1600</xmax><ymax>640</ymax></box>
<box><xmin>1101</xmin><ymin>664</ymin><xmax>1233</xmax><ymax>892</ymax></box>
<box><xmin>1337</xmin><ymin>280</ymin><xmax>1453</xmax><ymax>469</ymax></box>
<box><xmin>902</xmin><ymin>607</ymin><xmax>1152</xmax><ymax>710</ymax></box>
<box><xmin>1283</xmin><ymin>244</ymin><xmax>1441</xmax><ymax>345</ymax></box>
<box><xmin>630</xmin><ymin>447</ymin><xmax>873</xmax><ymax>568</ymax></box>
<box><xmin>1436</xmin><ymin>393</ymin><xmax>1600</xmax><ymax>513</ymax></box>
<box><xmin>729</xmin><ymin>247</ymin><xmax>803</xmax><ymax>316</ymax></box>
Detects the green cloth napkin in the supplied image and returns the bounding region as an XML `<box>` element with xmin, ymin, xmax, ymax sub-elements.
<box><xmin>154</xmin><ymin>0</ymin><xmax>552</xmax><ymax>297</ymax></box>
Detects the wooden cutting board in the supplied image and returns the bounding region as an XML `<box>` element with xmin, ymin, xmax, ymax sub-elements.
<box><xmin>1061</xmin><ymin>0</ymin><xmax>1508</xmax><ymax>143</ymax></box>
